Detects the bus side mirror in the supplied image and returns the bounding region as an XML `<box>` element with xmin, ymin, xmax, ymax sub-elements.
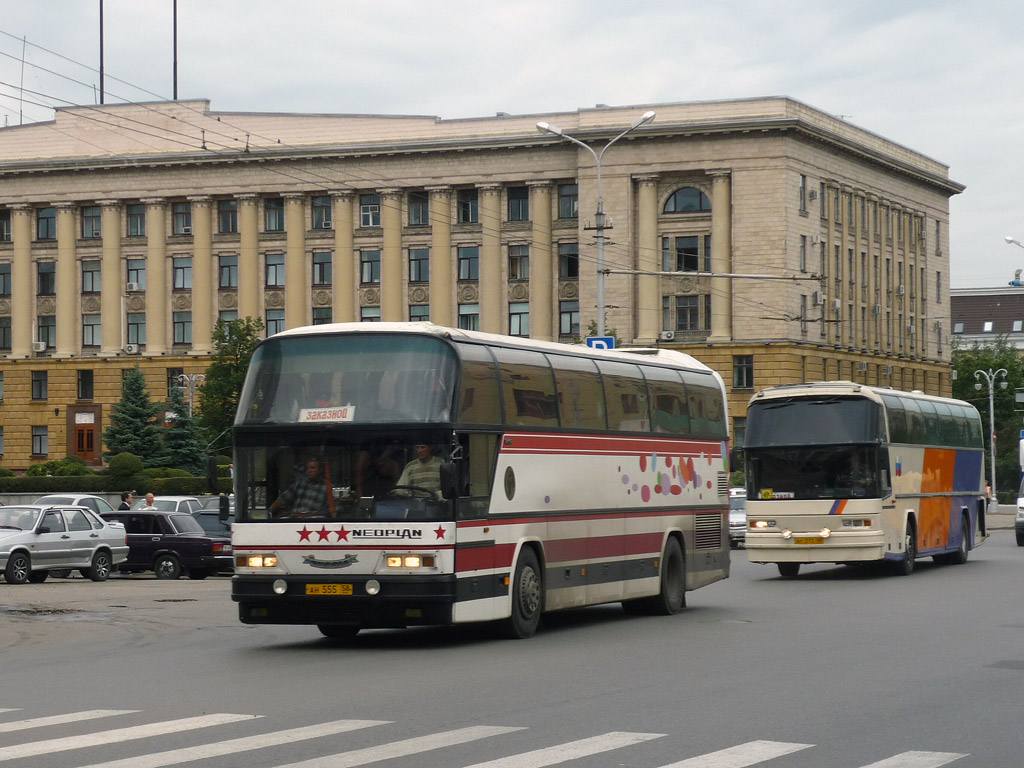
<box><xmin>219</xmin><ymin>494</ymin><xmax>230</xmax><ymax>522</ymax></box>
<box><xmin>439</xmin><ymin>462</ymin><xmax>459</xmax><ymax>500</ymax></box>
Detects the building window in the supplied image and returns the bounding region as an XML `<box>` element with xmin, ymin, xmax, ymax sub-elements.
<box><xmin>558</xmin><ymin>184</ymin><xmax>578</xmax><ymax>219</ymax></box>
<box><xmin>799</xmin><ymin>235</ymin><xmax>807</xmax><ymax>272</ymax></box>
<box><xmin>127</xmin><ymin>259</ymin><xmax>146</xmax><ymax>289</ymax></box>
<box><xmin>38</xmin><ymin>315</ymin><xmax>56</xmax><ymax>348</ymax></box>
<box><xmin>312</xmin><ymin>251</ymin><xmax>332</xmax><ymax>286</ymax></box>
<box><xmin>166</xmin><ymin>367</ymin><xmax>184</xmax><ymax>394</ymax></box>
<box><xmin>508</xmin><ymin>245</ymin><xmax>530</xmax><ymax>280</ymax></box>
<box><xmin>0</xmin><ymin>427</ymin><xmax>4</xmax><ymax>454</ymax></box>
<box><xmin>662</xmin><ymin>236</ymin><xmax>710</xmax><ymax>272</ymax></box>
<box><xmin>264</xmin><ymin>198</ymin><xmax>284</xmax><ymax>232</ymax></box>
<box><xmin>82</xmin><ymin>260</ymin><xmax>101</xmax><ymax>293</ymax></box>
<box><xmin>360</xmin><ymin>250</ymin><xmax>381</xmax><ymax>284</ymax></box>
<box><xmin>0</xmin><ymin>317</ymin><xmax>9</xmax><ymax>349</ymax></box>
<box><xmin>408</xmin><ymin>248</ymin><xmax>429</xmax><ymax>283</ymax></box>
<box><xmin>509</xmin><ymin>302</ymin><xmax>530</xmax><ymax>337</ymax></box>
<box><xmin>733</xmin><ymin>355</ymin><xmax>754</xmax><ymax>389</ymax></box>
<box><xmin>820</xmin><ymin>183</ymin><xmax>828</xmax><ymax>220</ymax></box>
<box><xmin>0</xmin><ymin>372</ymin><xmax>3</xmax><ymax>399</ymax></box>
<box><xmin>361</xmin><ymin>306</ymin><xmax>381</xmax><ymax>323</ymax></box>
<box><xmin>37</xmin><ymin>207</ymin><xmax>56</xmax><ymax>240</ymax></box>
<box><xmin>0</xmin><ymin>209</ymin><xmax>10</xmax><ymax>241</ymax></box>
<box><xmin>172</xmin><ymin>202</ymin><xmax>192</xmax><ymax>235</ymax></box>
<box><xmin>799</xmin><ymin>175</ymin><xmax>807</xmax><ymax>212</ymax></box>
<box><xmin>312</xmin><ymin>196</ymin><xmax>332</xmax><ymax>229</ymax></box>
<box><xmin>559</xmin><ymin>300</ymin><xmax>580</xmax><ymax>337</ymax></box>
<box><xmin>360</xmin><ymin>194</ymin><xmax>381</xmax><ymax>228</ymax></box>
<box><xmin>457</xmin><ymin>189</ymin><xmax>478</xmax><ymax>223</ymax></box>
<box><xmin>664</xmin><ymin>188</ymin><xmax>711</xmax><ymax>213</ymax></box>
<box><xmin>265</xmin><ymin>309</ymin><xmax>285</xmax><ymax>336</ymax></box>
<box><xmin>834</xmin><ymin>189</ymin><xmax>841</xmax><ymax>224</ymax></box>
<box><xmin>82</xmin><ymin>314</ymin><xmax>101</xmax><ymax>347</ymax></box>
<box><xmin>265</xmin><ymin>253</ymin><xmax>285</xmax><ymax>288</ymax></box>
<box><xmin>82</xmin><ymin>206</ymin><xmax>102</xmax><ymax>238</ymax></box>
<box><xmin>31</xmin><ymin>370</ymin><xmax>48</xmax><ymax>399</ymax></box>
<box><xmin>559</xmin><ymin>242</ymin><xmax>579</xmax><ymax>279</ymax></box>
<box><xmin>312</xmin><ymin>307</ymin><xmax>332</xmax><ymax>325</ymax></box>
<box><xmin>0</xmin><ymin>263</ymin><xmax>11</xmax><ymax>296</ymax></box>
<box><xmin>78</xmin><ymin>369</ymin><xmax>94</xmax><ymax>400</ymax></box>
<box><xmin>507</xmin><ymin>186</ymin><xmax>529</xmax><ymax>221</ymax></box>
<box><xmin>800</xmin><ymin>294</ymin><xmax>808</xmax><ymax>334</ymax></box>
<box><xmin>936</xmin><ymin>271</ymin><xmax>942</xmax><ymax>302</ymax></box>
<box><xmin>173</xmin><ymin>257</ymin><xmax>193</xmax><ymax>290</ymax></box>
<box><xmin>218</xmin><ymin>200</ymin><xmax>238</xmax><ymax>233</ymax></box>
<box><xmin>127</xmin><ymin>313</ymin><xmax>146</xmax><ymax>344</ymax></box>
<box><xmin>127</xmin><ymin>204</ymin><xmax>146</xmax><ymax>237</ymax></box>
<box><xmin>409</xmin><ymin>191</ymin><xmax>429</xmax><ymax>226</ymax></box>
<box><xmin>458</xmin><ymin>303</ymin><xmax>480</xmax><ymax>331</ymax></box>
<box><xmin>983</xmin><ymin>321</ymin><xmax>993</xmax><ymax>333</ymax></box>
<box><xmin>38</xmin><ymin>262</ymin><xmax>56</xmax><ymax>295</ymax></box>
<box><xmin>674</xmin><ymin>296</ymin><xmax>701</xmax><ymax>330</ymax></box>
<box><xmin>32</xmin><ymin>426</ymin><xmax>48</xmax><ymax>456</ymax></box>
<box><xmin>458</xmin><ymin>246</ymin><xmax>479</xmax><ymax>280</ymax></box>
<box><xmin>173</xmin><ymin>312</ymin><xmax>192</xmax><ymax>344</ymax></box>
<box><xmin>219</xmin><ymin>255</ymin><xmax>238</xmax><ymax>289</ymax></box>
<box><xmin>218</xmin><ymin>310</ymin><xmax>237</xmax><ymax>324</ymax></box>
<box><xmin>409</xmin><ymin>305</ymin><xmax>429</xmax><ymax>322</ymax></box>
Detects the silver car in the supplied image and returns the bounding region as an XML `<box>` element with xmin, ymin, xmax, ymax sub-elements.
<box><xmin>729</xmin><ymin>488</ymin><xmax>747</xmax><ymax>548</ymax></box>
<box><xmin>0</xmin><ymin>505</ymin><xmax>128</xmax><ymax>584</ymax></box>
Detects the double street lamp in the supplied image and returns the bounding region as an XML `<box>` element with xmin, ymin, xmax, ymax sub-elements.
<box><xmin>537</xmin><ymin>110</ymin><xmax>656</xmax><ymax>337</ymax></box>
<box><xmin>176</xmin><ymin>372</ymin><xmax>206</xmax><ymax>419</ymax></box>
<box><xmin>974</xmin><ymin>367</ymin><xmax>1007</xmax><ymax>507</ymax></box>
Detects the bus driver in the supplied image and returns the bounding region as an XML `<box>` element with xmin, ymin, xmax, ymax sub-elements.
<box><xmin>270</xmin><ymin>458</ymin><xmax>330</xmax><ymax>517</ymax></box>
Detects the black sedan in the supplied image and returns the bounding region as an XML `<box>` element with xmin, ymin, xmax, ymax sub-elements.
<box><xmin>100</xmin><ymin>509</ymin><xmax>232</xmax><ymax>579</ymax></box>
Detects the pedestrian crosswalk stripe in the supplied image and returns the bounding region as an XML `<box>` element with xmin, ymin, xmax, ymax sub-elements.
<box><xmin>0</xmin><ymin>710</ymin><xmax>138</xmax><ymax>734</ymax></box>
<box><xmin>857</xmin><ymin>751</ymin><xmax>967</xmax><ymax>768</ymax></box>
<box><xmin>76</xmin><ymin>720</ymin><xmax>390</xmax><ymax>768</ymax></box>
<box><xmin>463</xmin><ymin>731</ymin><xmax>666</xmax><ymax>768</ymax></box>
<box><xmin>657</xmin><ymin>739</ymin><xmax>815</xmax><ymax>768</ymax></box>
<box><xmin>269</xmin><ymin>725</ymin><xmax>525</xmax><ymax>768</ymax></box>
<box><xmin>0</xmin><ymin>713</ymin><xmax>259</xmax><ymax>762</ymax></box>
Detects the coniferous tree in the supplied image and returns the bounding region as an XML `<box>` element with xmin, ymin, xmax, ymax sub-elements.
<box><xmin>162</xmin><ymin>384</ymin><xmax>207</xmax><ymax>475</ymax></box>
<box><xmin>103</xmin><ymin>365</ymin><xmax>168</xmax><ymax>466</ymax></box>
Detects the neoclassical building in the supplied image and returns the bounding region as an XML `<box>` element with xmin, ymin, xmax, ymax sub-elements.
<box><xmin>0</xmin><ymin>96</ymin><xmax>962</xmax><ymax>468</ymax></box>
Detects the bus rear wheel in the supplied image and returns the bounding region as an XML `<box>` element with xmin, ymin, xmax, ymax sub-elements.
<box><xmin>501</xmin><ymin>547</ymin><xmax>542</xmax><ymax>639</ymax></box>
<box><xmin>648</xmin><ymin>537</ymin><xmax>686</xmax><ymax>615</ymax></box>
<box><xmin>937</xmin><ymin>517</ymin><xmax>970</xmax><ymax>565</ymax></box>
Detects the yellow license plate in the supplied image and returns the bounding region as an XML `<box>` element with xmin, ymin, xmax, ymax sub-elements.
<box><xmin>794</xmin><ymin>536</ymin><xmax>824</xmax><ymax>545</ymax></box>
<box><xmin>306</xmin><ymin>583</ymin><xmax>353</xmax><ymax>596</ymax></box>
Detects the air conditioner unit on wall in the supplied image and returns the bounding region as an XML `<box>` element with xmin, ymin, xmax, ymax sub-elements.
<box><xmin>831</xmin><ymin>299</ymin><xmax>842</xmax><ymax>311</ymax></box>
<box><xmin>321</xmin><ymin>220</ymin><xmax>333</xmax><ymax>229</ymax></box>
<box><xmin>881</xmin><ymin>365</ymin><xmax>893</xmax><ymax>375</ymax></box>
<box><xmin>873</xmin><ymin>304</ymin><xmax>882</xmax><ymax>316</ymax></box>
<box><xmin>31</xmin><ymin>341</ymin><xmax>46</xmax><ymax>352</ymax></box>
<box><xmin>857</xmin><ymin>362</ymin><xmax>868</xmax><ymax>372</ymax></box>
<box><xmin>181</xmin><ymin>226</ymin><xmax>192</xmax><ymax>235</ymax></box>
<box><xmin>809</xmin><ymin>190</ymin><xmax>819</xmax><ymax>201</ymax></box>
<box><xmin>812</xmin><ymin>291</ymin><xmax>824</xmax><ymax>306</ymax></box>
<box><xmin>659</xmin><ymin>330</ymin><xmax>676</xmax><ymax>341</ymax></box>
<box><xmin>126</xmin><ymin>282</ymin><xmax>140</xmax><ymax>292</ymax></box>
<box><xmin>896</xmin><ymin>284</ymin><xmax>906</xmax><ymax>296</ymax></box>
<box><xmin>124</xmin><ymin>343</ymin><xmax>140</xmax><ymax>354</ymax></box>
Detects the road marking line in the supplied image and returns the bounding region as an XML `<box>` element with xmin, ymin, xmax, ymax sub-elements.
<box><xmin>464</xmin><ymin>731</ymin><xmax>666</xmax><ymax>767</ymax></box>
<box><xmin>270</xmin><ymin>725</ymin><xmax>524</xmax><ymax>768</ymax></box>
<box><xmin>857</xmin><ymin>751</ymin><xmax>968</xmax><ymax>768</ymax></box>
<box><xmin>658</xmin><ymin>740</ymin><xmax>816</xmax><ymax>767</ymax></box>
<box><xmin>0</xmin><ymin>710</ymin><xmax>138</xmax><ymax>734</ymax></box>
<box><xmin>0</xmin><ymin>713</ymin><xmax>258</xmax><ymax>762</ymax></box>
<box><xmin>76</xmin><ymin>720</ymin><xmax>390</xmax><ymax>768</ymax></box>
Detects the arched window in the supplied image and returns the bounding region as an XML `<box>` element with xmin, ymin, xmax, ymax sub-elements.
<box><xmin>664</xmin><ymin>187</ymin><xmax>711</xmax><ymax>214</ymax></box>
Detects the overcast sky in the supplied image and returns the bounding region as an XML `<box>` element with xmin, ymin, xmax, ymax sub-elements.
<box><xmin>0</xmin><ymin>0</ymin><xmax>1019</xmax><ymax>289</ymax></box>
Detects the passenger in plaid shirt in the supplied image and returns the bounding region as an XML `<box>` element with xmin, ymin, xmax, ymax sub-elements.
<box><xmin>270</xmin><ymin>458</ymin><xmax>330</xmax><ymax>517</ymax></box>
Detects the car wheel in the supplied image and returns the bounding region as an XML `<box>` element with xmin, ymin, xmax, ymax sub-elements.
<box><xmin>187</xmin><ymin>569</ymin><xmax>210</xmax><ymax>580</ymax></box>
<box><xmin>87</xmin><ymin>551</ymin><xmax>112</xmax><ymax>582</ymax></box>
<box><xmin>49</xmin><ymin>569</ymin><xmax>72</xmax><ymax>579</ymax></box>
<box><xmin>318</xmin><ymin>624</ymin><xmax>360</xmax><ymax>639</ymax></box>
<box><xmin>500</xmin><ymin>547</ymin><xmax>543</xmax><ymax>639</ymax></box>
<box><xmin>777</xmin><ymin>562</ymin><xmax>801</xmax><ymax>578</ymax></box>
<box><xmin>4</xmin><ymin>552</ymin><xmax>31</xmax><ymax>585</ymax></box>
<box><xmin>1017</xmin><ymin>531</ymin><xmax>1024</xmax><ymax>547</ymax></box>
<box><xmin>153</xmin><ymin>554</ymin><xmax>182</xmax><ymax>580</ymax></box>
<box><xmin>28</xmin><ymin>570</ymin><xmax>48</xmax><ymax>583</ymax></box>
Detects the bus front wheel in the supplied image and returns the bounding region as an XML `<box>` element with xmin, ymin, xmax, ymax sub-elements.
<box><xmin>777</xmin><ymin>562</ymin><xmax>800</xmax><ymax>578</ymax></box>
<box><xmin>893</xmin><ymin>522</ymin><xmax>916</xmax><ymax>576</ymax></box>
<box><xmin>501</xmin><ymin>547</ymin><xmax>542</xmax><ymax>639</ymax></box>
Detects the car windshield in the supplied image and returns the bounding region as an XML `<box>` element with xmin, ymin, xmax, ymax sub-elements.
<box><xmin>0</xmin><ymin>507</ymin><xmax>40</xmax><ymax>530</ymax></box>
<box><xmin>36</xmin><ymin>496</ymin><xmax>75</xmax><ymax>505</ymax></box>
<box><xmin>168</xmin><ymin>514</ymin><xmax>205</xmax><ymax>534</ymax></box>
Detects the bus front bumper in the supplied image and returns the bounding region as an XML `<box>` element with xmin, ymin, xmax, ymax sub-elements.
<box><xmin>745</xmin><ymin>529</ymin><xmax>886</xmax><ymax>564</ymax></box>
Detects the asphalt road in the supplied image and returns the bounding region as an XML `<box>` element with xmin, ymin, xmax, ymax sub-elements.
<box><xmin>2</xmin><ymin>530</ymin><xmax>1024</xmax><ymax>768</ymax></box>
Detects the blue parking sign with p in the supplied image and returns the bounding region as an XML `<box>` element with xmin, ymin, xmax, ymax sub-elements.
<box><xmin>586</xmin><ymin>336</ymin><xmax>615</xmax><ymax>350</ymax></box>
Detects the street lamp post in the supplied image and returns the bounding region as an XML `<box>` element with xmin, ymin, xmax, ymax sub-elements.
<box><xmin>537</xmin><ymin>111</ymin><xmax>656</xmax><ymax>337</ymax></box>
<box><xmin>176</xmin><ymin>373</ymin><xmax>206</xmax><ymax>419</ymax></box>
<box><xmin>974</xmin><ymin>367</ymin><xmax>1007</xmax><ymax>507</ymax></box>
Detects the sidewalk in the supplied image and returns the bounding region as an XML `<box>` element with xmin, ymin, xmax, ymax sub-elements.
<box><xmin>988</xmin><ymin>503</ymin><xmax>1016</xmax><ymax>530</ymax></box>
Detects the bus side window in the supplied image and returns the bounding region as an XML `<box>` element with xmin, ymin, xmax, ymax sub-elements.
<box><xmin>878</xmin><ymin>447</ymin><xmax>891</xmax><ymax>495</ymax></box>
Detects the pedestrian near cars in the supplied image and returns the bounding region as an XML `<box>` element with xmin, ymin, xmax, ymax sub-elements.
<box><xmin>140</xmin><ymin>492</ymin><xmax>158</xmax><ymax>510</ymax></box>
<box><xmin>118</xmin><ymin>491</ymin><xmax>133</xmax><ymax>510</ymax></box>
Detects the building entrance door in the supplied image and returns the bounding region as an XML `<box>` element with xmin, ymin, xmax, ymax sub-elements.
<box><xmin>75</xmin><ymin>426</ymin><xmax>96</xmax><ymax>462</ymax></box>
<box><xmin>67</xmin><ymin>406</ymin><xmax>101</xmax><ymax>465</ymax></box>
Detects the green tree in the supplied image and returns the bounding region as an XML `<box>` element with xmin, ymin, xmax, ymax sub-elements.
<box><xmin>197</xmin><ymin>316</ymin><xmax>265</xmax><ymax>454</ymax></box>
<box><xmin>103</xmin><ymin>366</ymin><xmax>169</xmax><ymax>467</ymax></box>
<box><xmin>162</xmin><ymin>384</ymin><xmax>206</xmax><ymax>475</ymax></box>
<box><xmin>951</xmin><ymin>335</ymin><xmax>1024</xmax><ymax>502</ymax></box>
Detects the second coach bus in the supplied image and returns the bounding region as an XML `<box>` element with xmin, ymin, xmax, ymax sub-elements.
<box><xmin>743</xmin><ymin>382</ymin><xmax>986</xmax><ymax>577</ymax></box>
<box><xmin>230</xmin><ymin>323</ymin><xmax>731</xmax><ymax>638</ymax></box>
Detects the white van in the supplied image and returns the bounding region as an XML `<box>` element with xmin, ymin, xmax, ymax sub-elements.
<box><xmin>729</xmin><ymin>488</ymin><xmax>747</xmax><ymax>548</ymax></box>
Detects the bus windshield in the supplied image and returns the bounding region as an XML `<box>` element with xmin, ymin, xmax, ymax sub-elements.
<box><xmin>747</xmin><ymin>444</ymin><xmax>883</xmax><ymax>500</ymax></box>
<box><xmin>745</xmin><ymin>396</ymin><xmax>884</xmax><ymax>447</ymax></box>
<box><xmin>237</xmin><ymin>333</ymin><xmax>458</xmax><ymax>425</ymax></box>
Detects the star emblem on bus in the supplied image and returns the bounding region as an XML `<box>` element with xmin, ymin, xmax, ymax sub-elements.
<box><xmin>434</xmin><ymin>525</ymin><xmax>446</xmax><ymax>540</ymax></box>
<box><xmin>317</xmin><ymin>526</ymin><xmax>331</xmax><ymax>541</ymax></box>
<box><xmin>298</xmin><ymin>527</ymin><xmax>312</xmax><ymax>542</ymax></box>
<box><xmin>336</xmin><ymin>526</ymin><xmax>350</xmax><ymax>541</ymax></box>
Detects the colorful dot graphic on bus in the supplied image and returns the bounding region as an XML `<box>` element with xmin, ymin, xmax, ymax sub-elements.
<box><xmin>623</xmin><ymin>452</ymin><xmax>710</xmax><ymax>501</ymax></box>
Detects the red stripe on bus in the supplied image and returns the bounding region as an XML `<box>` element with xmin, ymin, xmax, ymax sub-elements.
<box><xmin>457</xmin><ymin>508</ymin><xmax>725</xmax><ymax>528</ymax></box>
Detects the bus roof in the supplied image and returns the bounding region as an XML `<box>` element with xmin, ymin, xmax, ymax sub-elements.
<box><xmin>749</xmin><ymin>381</ymin><xmax>977</xmax><ymax>413</ymax></box>
<box><xmin>268</xmin><ymin>321</ymin><xmax>720</xmax><ymax>376</ymax></box>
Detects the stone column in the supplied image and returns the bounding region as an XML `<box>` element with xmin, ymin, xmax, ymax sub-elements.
<box><xmin>380</xmin><ymin>189</ymin><xmax>403</xmax><ymax>321</ymax></box>
<box><xmin>331</xmin><ymin>191</ymin><xmax>355</xmax><ymax>323</ymax></box>
<box><xmin>867</xmin><ymin>195</ymin><xmax>879</xmax><ymax>351</ymax></box>
<box><xmin>427</xmin><ymin>186</ymin><xmax>453</xmax><ymax>326</ymax></box>
<box><xmin>708</xmin><ymin>170</ymin><xmax>733</xmax><ymax>342</ymax></box>
<box><xmin>478</xmin><ymin>184</ymin><xmax>502</xmax><ymax>333</ymax></box>
<box><xmin>143</xmin><ymin>199</ymin><xmax>168</xmax><ymax>354</ymax></box>
<box><xmin>99</xmin><ymin>201</ymin><xmax>123</xmax><ymax>355</ymax></box>
<box><xmin>10</xmin><ymin>205</ymin><xmax>32</xmax><ymax>357</ymax></box>
<box><xmin>528</xmin><ymin>182</ymin><xmax>553</xmax><ymax>340</ymax></box>
<box><xmin>284</xmin><ymin>194</ymin><xmax>307</xmax><ymax>329</ymax></box>
<box><xmin>635</xmin><ymin>175</ymin><xmax>660</xmax><ymax>344</ymax></box>
<box><xmin>188</xmin><ymin>196</ymin><xmax>213</xmax><ymax>353</ymax></box>
<box><xmin>237</xmin><ymin>194</ymin><xmax>260</xmax><ymax>322</ymax></box>
<box><xmin>55</xmin><ymin>204</ymin><xmax>78</xmax><ymax>357</ymax></box>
